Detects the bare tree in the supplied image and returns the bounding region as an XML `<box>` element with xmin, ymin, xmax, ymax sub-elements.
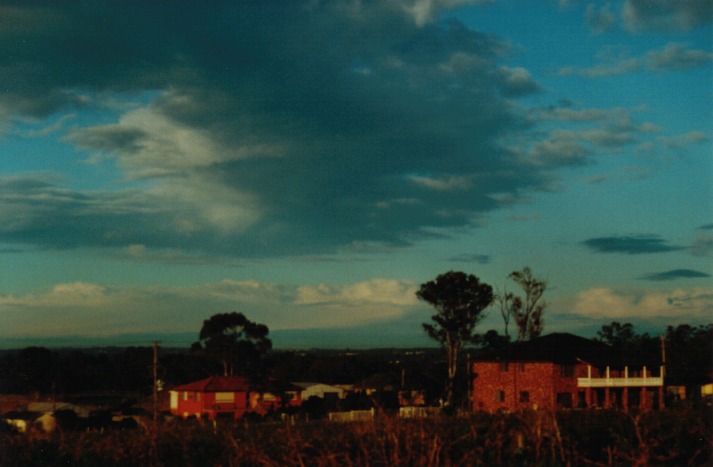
<box><xmin>508</xmin><ymin>267</ymin><xmax>547</xmax><ymax>342</ymax></box>
<box><xmin>494</xmin><ymin>287</ymin><xmax>514</xmax><ymax>339</ymax></box>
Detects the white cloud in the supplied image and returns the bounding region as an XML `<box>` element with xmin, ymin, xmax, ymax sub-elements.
<box><xmin>409</xmin><ymin>174</ymin><xmax>473</xmax><ymax>191</ymax></box>
<box><xmin>404</xmin><ymin>0</ymin><xmax>494</xmax><ymax>26</ymax></box>
<box><xmin>657</xmin><ymin>131</ymin><xmax>709</xmax><ymax>149</ymax></box>
<box><xmin>0</xmin><ymin>278</ymin><xmax>420</xmax><ymax>338</ymax></box>
<box><xmin>571</xmin><ymin>286</ymin><xmax>713</xmax><ymax>319</ymax></box>
<box><xmin>295</xmin><ymin>278</ymin><xmax>418</xmax><ymax>307</ymax></box>
<box><xmin>66</xmin><ymin>96</ymin><xmax>286</xmax><ymax>179</ymax></box>
<box><xmin>558</xmin><ymin>42</ymin><xmax>713</xmax><ymax>77</ymax></box>
<box><xmin>0</xmin><ymin>282</ymin><xmax>108</xmax><ymax>308</ymax></box>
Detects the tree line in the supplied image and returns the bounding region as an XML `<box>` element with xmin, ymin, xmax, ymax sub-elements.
<box><xmin>0</xmin><ymin>267</ymin><xmax>710</xmax><ymax>408</ymax></box>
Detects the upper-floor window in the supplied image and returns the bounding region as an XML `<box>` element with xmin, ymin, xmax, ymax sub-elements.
<box><xmin>560</xmin><ymin>364</ymin><xmax>575</xmax><ymax>377</ymax></box>
<box><xmin>519</xmin><ymin>362</ymin><xmax>526</xmax><ymax>372</ymax></box>
<box><xmin>496</xmin><ymin>390</ymin><xmax>505</xmax><ymax>402</ymax></box>
<box><xmin>519</xmin><ymin>391</ymin><xmax>529</xmax><ymax>403</ymax></box>
<box><xmin>500</xmin><ymin>362</ymin><xmax>509</xmax><ymax>372</ymax></box>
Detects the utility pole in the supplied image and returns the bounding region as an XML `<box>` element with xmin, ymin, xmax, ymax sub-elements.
<box><xmin>153</xmin><ymin>341</ymin><xmax>159</xmax><ymax>425</ymax></box>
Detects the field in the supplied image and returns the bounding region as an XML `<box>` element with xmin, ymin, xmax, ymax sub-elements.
<box><xmin>2</xmin><ymin>406</ymin><xmax>711</xmax><ymax>466</ymax></box>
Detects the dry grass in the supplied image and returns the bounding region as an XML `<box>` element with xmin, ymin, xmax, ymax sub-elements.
<box><xmin>1</xmin><ymin>407</ymin><xmax>710</xmax><ymax>466</ymax></box>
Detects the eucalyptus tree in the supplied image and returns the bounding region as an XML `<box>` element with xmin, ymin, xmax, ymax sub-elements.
<box><xmin>416</xmin><ymin>271</ymin><xmax>494</xmax><ymax>408</ymax></box>
<box><xmin>193</xmin><ymin>312</ymin><xmax>271</xmax><ymax>377</ymax></box>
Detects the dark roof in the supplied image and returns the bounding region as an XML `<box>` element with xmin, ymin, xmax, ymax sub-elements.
<box><xmin>172</xmin><ymin>376</ymin><xmax>250</xmax><ymax>392</ymax></box>
<box><xmin>474</xmin><ymin>332</ymin><xmax>659</xmax><ymax>367</ymax></box>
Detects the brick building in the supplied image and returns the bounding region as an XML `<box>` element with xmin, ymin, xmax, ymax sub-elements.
<box><xmin>471</xmin><ymin>333</ymin><xmax>664</xmax><ymax>412</ymax></box>
<box><xmin>169</xmin><ymin>376</ymin><xmax>300</xmax><ymax>420</ymax></box>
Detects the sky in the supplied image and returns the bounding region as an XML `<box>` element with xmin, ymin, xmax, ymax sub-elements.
<box><xmin>0</xmin><ymin>0</ymin><xmax>711</xmax><ymax>349</ymax></box>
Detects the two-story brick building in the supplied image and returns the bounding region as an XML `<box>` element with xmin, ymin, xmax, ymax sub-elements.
<box><xmin>472</xmin><ymin>333</ymin><xmax>664</xmax><ymax>412</ymax></box>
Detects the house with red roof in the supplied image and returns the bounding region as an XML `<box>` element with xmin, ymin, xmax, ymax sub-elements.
<box><xmin>169</xmin><ymin>375</ymin><xmax>299</xmax><ymax>420</ymax></box>
<box><xmin>472</xmin><ymin>333</ymin><xmax>664</xmax><ymax>412</ymax></box>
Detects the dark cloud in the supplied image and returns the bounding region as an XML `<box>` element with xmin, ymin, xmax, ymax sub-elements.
<box><xmin>640</xmin><ymin>269</ymin><xmax>711</xmax><ymax>281</ymax></box>
<box><xmin>0</xmin><ymin>2</ymin><xmax>558</xmax><ymax>258</ymax></box>
<box><xmin>447</xmin><ymin>253</ymin><xmax>491</xmax><ymax>264</ymax></box>
<box><xmin>698</xmin><ymin>224</ymin><xmax>713</xmax><ymax>230</ymax></box>
<box><xmin>623</xmin><ymin>0</ymin><xmax>713</xmax><ymax>32</ymax></box>
<box><xmin>582</xmin><ymin>235</ymin><xmax>685</xmax><ymax>254</ymax></box>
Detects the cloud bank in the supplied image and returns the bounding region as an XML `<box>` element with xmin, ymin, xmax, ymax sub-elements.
<box><xmin>0</xmin><ymin>278</ymin><xmax>419</xmax><ymax>339</ymax></box>
<box><xmin>0</xmin><ymin>1</ymin><xmax>555</xmax><ymax>259</ymax></box>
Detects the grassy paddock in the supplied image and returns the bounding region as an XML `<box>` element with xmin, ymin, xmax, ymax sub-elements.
<box><xmin>1</xmin><ymin>407</ymin><xmax>711</xmax><ymax>466</ymax></box>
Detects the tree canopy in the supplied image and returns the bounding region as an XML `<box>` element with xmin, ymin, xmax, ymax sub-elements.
<box><xmin>416</xmin><ymin>271</ymin><xmax>493</xmax><ymax>408</ymax></box>
<box><xmin>193</xmin><ymin>312</ymin><xmax>272</xmax><ymax>377</ymax></box>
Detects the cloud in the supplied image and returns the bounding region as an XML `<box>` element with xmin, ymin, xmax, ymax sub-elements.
<box><xmin>295</xmin><ymin>278</ymin><xmax>418</xmax><ymax>307</ymax></box>
<box><xmin>0</xmin><ymin>278</ymin><xmax>419</xmax><ymax>339</ymax></box>
<box><xmin>571</xmin><ymin>286</ymin><xmax>713</xmax><ymax>320</ymax></box>
<box><xmin>639</xmin><ymin>269</ymin><xmax>711</xmax><ymax>281</ymax></box>
<box><xmin>558</xmin><ymin>42</ymin><xmax>713</xmax><ymax>77</ymax></box>
<box><xmin>585</xmin><ymin>3</ymin><xmax>616</xmax><ymax>33</ymax></box>
<box><xmin>622</xmin><ymin>0</ymin><xmax>713</xmax><ymax>32</ymax></box>
<box><xmin>691</xmin><ymin>233</ymin><xmax>713</xmax><ymax>257</ymax></box>
<box><xmin>403</xmin><ymin>0</ymin><xmax>496</xmax><ymax>26</ymax></box>
<box><xmin>447</xmin><ymin>253</ymin><xmax>491</xmax><ymax>264</ymax></box>
<box><xmin>657</xmin><ymin>131</ymin><xmax>709</xmax><ymax>149</ymax></box>
<box><xmin>582</xmin><ymin>235</ymin><xmax>685</xmax><ymax>254</ymax></box>
<box><xmin>497</xmin><ymin>66</ymin><xmax>541</xmax><ymax>96</ymax></box>
<box><xmin>0</xmin><ymin>2</ymin><xmax>556</xmax><ymax>258</ymax></box>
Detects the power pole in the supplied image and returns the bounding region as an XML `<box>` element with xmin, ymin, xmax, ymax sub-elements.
<box><xmin>153</xmin><ymin>341</ymin><xmax>159</xmax><ymax>425</ymax></box>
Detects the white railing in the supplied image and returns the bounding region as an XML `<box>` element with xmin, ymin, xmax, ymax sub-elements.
<box><xmin>577</xmin><ymin>365</ymin><xmax>664</xmax><ymax>388</ymax></box>
<box><xmin>578</xmin><ymin>376</ymin><xmax>663</xmax><ymax>387</ymax></box>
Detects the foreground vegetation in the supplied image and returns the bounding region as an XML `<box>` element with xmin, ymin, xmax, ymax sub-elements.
<box><xmin>2</xmin><ymin>406</ymin><xmax>710</xmax><ymax>466</ymax></box>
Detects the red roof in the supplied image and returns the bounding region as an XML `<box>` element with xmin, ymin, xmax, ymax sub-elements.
<box><xmin>172</xmin><ymin>376</ymin><xmax>250</xmax><ymax>392</ymax></box>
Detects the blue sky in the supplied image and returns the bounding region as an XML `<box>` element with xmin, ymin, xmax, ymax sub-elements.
<box><xmin>0</xmin><ymin>0</ymin><xmax>711</xmax><ymax>348</ymax></box>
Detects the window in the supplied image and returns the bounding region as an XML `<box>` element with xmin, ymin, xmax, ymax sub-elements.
<box><xmin>215</xmin><ymin>392</ymin><xmax>235</xmax><ymax>403</ymax></box>
<box><xmin>560</xmin><ymin>364</ymin><xmax>575</xmax><ymax>377</ymax></box>
<box><xmin>519</xmin><ymin>391</ymin><xmax>529</xmax><ymax>403</ymax></box>
<box><xmin>500</xmin><ymin>362</ymin><xmax>509</xmax><ymax>372</ymax></box>
<box><xmin>183</xmin><ymin>391</ymin><xmax>188</xmax><ymax>401</ymax></box>
<box><xmin>496</xmin><ymin>390</ymin><xmax>505</xmax><ymax>402</ymax></box>
<box><xmin>519</xmin><ymin>363</ymin><xmax>526</xmax><ymax>372</ymax></box>
<box><xmin>556</xmin><ymin>392</ymin><xmax>573</xmax><ymax>408</ymax></box>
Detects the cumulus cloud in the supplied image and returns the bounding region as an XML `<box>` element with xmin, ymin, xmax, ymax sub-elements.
<box><xmin>622</xmin><ymin>0</ymin><xmax>713</xmax><ymax>32</ymax></box>
<box><xmin>571</xmin><ymin>286</ymin><xmax>713</xmax><ymax>320</ymax></box>
<box><xmin>0</xmin><ymin>278</ymin><xmax>419</xmax><ymax>338</ymax></box>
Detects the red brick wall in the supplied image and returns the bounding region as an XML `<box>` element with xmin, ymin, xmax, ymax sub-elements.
<box><xmin>173</xmin><ymin>390</ymin><xmax>249</xmax><ymax>419</ymax></box>
<box><xmin>472</xmin><ymin>361</ymin><xmax>584</xmax><ymax>412</ymax></box>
